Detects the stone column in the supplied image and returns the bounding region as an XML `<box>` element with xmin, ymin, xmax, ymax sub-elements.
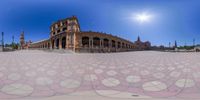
<box><xmin>50</xmin><ymin>39</ymin><xmax>52</xmax><ymax>49</ymax></box>
<box><xmin>89</xmin><ymin>37</ymin><xmax>93</xmax><ymax>49</ymax></box>
<box><xmin>66</xmin><ymin>33</ymin><xmax>69</xmax><ymax>49</ymax></box>
<box><xmin>91</xmin><ymin>39</ymin><xmax>93</xmax><ymax>49</ymax></box>
<box><xmin>120</xmin><ymin>42</ymin><xmax>122</xmax><ymax>49</ymax></box>
<box><xmin>65</xmin><ymin>34</ymin><xmax>68</xmax><ymax>49</ymax></box>
<box><xmin>108</xmin><ymin>40</ymin><xmax>112</xmax><ymax>52</ymax></box>
<box><xmin>54</xmin><ymin>39</ymin><xmax>56</xmax><ymax>49</ymax></box>
<box><xmin>59</xmin><ymin>37</ymin><xmax>62</xmax><ymax>49</ymax></box>
<box><xmin>115</xmin><ymin>41</ymin><xmax>118</xmax><ymax>49</ymax></box>
<box><xmin>115</xmin><ymin>41</ymin><xmax>118</xmax><ymax>52</ymax></box>
<box><xmin>88</xmin><ymin>37</ymin><xmax>90</xmax><ymax>52</ymax></box>
<box><xmin>100</xmin><ymin>38</ymin><xmax>103</xmax><ymax>48</ymax></box>
<box><xmin>78</xmin><ymin>35</ymin><xmax>82</xmax><ymax>49</ymax></box>
<box><xmin>73</xmin><ymin>32</ymin><xmax>76</xmax><ymax>52</ymax></box>
<box><xmin>101</xmin><ymin>38</ymin><xmax>104</xmax><ymax>48</ymax></box>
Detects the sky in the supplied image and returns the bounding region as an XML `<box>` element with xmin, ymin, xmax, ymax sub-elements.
<box><xmin>0</xmin><ymin>0</ymin><xmax>200</xmax><ymax>46</ymax></box>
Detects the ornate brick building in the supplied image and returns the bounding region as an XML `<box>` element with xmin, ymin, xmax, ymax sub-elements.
<box><xmin>20</xmin><ymin>31</ymin><xmax>32</xmax><ymax>49</ymax></box>
<box><xmin>20</xmin><ymin>31</ymin><xmax>25</xmax><ymax>49</ymax></box>
<box><xmin>29</xmin><ymin>16</ymin><xmax>151</xmax><ymax>52</ymax></box>
<box><xmin>134</xmin><ymin>36</ymin><xmax>151</xmax><ymax>50</ymax></box>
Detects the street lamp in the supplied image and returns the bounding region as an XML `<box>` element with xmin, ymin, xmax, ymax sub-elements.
<box><xmin>1</xmin><ymin>32</ymin><xmax>4</xmax><ymax>51</ymax></box>
<box><xmin>193</xmin><ymin>38</ymin><xmax>195</xmax><ymax>47</ymax></box>
<box><xmin>12</xmin><ymin>36</ymin><xmax>14</xmax><ymax>44</ymax></box>
<box><xmin>12</xmin><ymin>36</ymin><xmax>15</xmax><ymax>50</ymax></box>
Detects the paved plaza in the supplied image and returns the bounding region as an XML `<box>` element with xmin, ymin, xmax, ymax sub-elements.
<box><xmin>0</xmin><ymin>50</ymin><xmax>200</xmax><ymax>100</ymax></box>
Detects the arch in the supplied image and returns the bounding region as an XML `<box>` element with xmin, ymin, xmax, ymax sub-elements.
<box><xmin>118</xmin><ymin>42</ymin><xmax>121</xmax><ymax>48</ymax></box>
<box><xmin>56</xmin><ymin>38</ymin><xmax>59</xmax><ymax>49</ymax></box>
<box><xmin>93</xmin><ymin>37</ymin><xmax>100</xmax><ymax>48</ymax></box>
<box><xmin>62</xmin><ymin>27</ymin><xmax>67</xmax><ymax>32</ymax></box>
<box><xmin>82</xmin><ymin>36</ymin><xmax>89</xmax><ymax>47</ymax></box>
<box><xmin>112</xmin><ymin>40</ymin><xmax>116</xmax><ymax>48</ymax></box>
<box><xmin>57</xmin><ymin>30</ymin><xmax>60</xmax><ymax>33</ymax></box>
<box><xmin>103</xmin><ymin>38</ymin><xmax>109</xmax><ymax>47</ymax></box>
<box><xmin>62</xmin><ymin>37</ymin><xmax>66</xmax><ymax>49</ymax></box>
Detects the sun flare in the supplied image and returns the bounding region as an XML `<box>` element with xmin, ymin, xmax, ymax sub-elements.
<box><xmin>134</xmin><ymin>12</ymin><xmax>152</xmax><ymax>23</ymax></box>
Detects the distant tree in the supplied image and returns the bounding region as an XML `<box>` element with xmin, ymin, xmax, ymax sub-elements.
<box><xmin>12</xmin><ymin>43</ymin><xmax>19</xmax><ymax>50</ymax></box>
<box><xmin>3</xmin><ymin>43</ymin><xmax>19</xmax><ymax>50</ymax></box>
<box><xmin>178</xmin><ymin>45</ymin><xmax>194</xmax><ymax>50</ymax></box>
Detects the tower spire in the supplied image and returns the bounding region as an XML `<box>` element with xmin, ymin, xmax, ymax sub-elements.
<box><xmin>137</xmin><ymin>36</ymin><xmax>141</xmax><ymax>42</ymax></box>
<box><xmin>174</xmin><ymin>40</ymin><xmax>177</xmax><ymax>48</ymax></box>
<box><xmin>20</xmin><ymin>31</ymin><xmax>25</xmax><ymax>49</ymax></box>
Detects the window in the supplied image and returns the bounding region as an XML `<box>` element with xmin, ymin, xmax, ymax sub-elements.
<box><xmin>112</xmin><ymin>40</ymin><xmax>116</xmax><ymax>48</ymax></box>
<box><xmin>63</xmin><ymin>27</ymin><xmax>67</xmax><ymax>31</ymax></box>
<box><xmin>51</xmin><ymin>27</ymin><xmax>54</xmax><ymax>31</ymax></box>
<box><xmin>57</xmin><ymin>30</ymin><xmax>60</xmax><ymax>33</ymax></box>
<box><xmin>55</xmin><ymin>24</ymin><xmax>58</xmax><ymax>28</ymax></box>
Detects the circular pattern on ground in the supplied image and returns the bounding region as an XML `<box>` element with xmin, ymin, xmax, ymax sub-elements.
<box><xmin>153</xmin><ymin>73</ymin><xmax>165</xmax><ymax>79</ymax></box>
<box><xmin>94</xmin><ymin>69</ymin><xmax>103</xmax><ymax>74</ymax></box>
<box><xmin>140</xmin><ymin>70</ymin><xmax>150</xmax><ymax>75</ymax></box>
<box><xmin>47</xmin><ymin>70</ymin><xmax>57</xmax><ymax>76</ymax></box>
<box><xmin>36</xmin><ymin>77</ymin><xmax>53</xmax><ymax>86</ymax></box>
<box><xmin>170</xmin><ymin>71</ymin><xmax>181</xmax><ymax>78</ymax></box>
<box><xmin>175</xmin><ymin>79</ymin><xmax>195</xmax><ymax>88</ymax></box>
<box><xmin>106</xmin><ymin>70</ymin><xmax>117</xmax><ymax>76</ymax></box>
<box><xmin>102</xmin><ymin>78</ymin><xmax>120</xmax><ymax>87</ymax></box>
<box><xmin>25</xmin><ymin>71</ymin><xmax>36</xmax><ymax>77</ymax></box>
<box><xmin>0</xmin><ymin>72</ymin><xmax>4</xmax><ymax>78</ymax></box>
<box><xmin>60</xmin><ymin>79</ymin><xmax>81</xmax><ymax>89</ymax></box>
<box><xmin>84</xmin><ymin>74</ymin><xmax>98</xmax><ymax>81</ymax></box>
<box><xmin>126</xmin><ymin>75</ymin><xmax>141</xmax><ymax>83</ymax></box>
<box><xmin>142</xmin><ymin>81</ymin><xmax>167</xmax><ymax>92</ymax></box>
<box><xmin>8</xmin><ymin>73</ymin><xmax>21</xmax><ymax>81</ymax></box>
<box><xmin>1</xmin><ymin>83</ymin><xmax>34</xmax><ymax>96</ymax></box>
<box><xmin>62</xmin><ymin>71</ymin><xmax>73</xmax><ymax>77</ymax></box>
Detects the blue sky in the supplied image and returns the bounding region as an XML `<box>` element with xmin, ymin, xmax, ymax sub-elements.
<box><xmin>0</xmin><ymin>0</ymin><xmax>200</xmax><ymax>46</ymax></box>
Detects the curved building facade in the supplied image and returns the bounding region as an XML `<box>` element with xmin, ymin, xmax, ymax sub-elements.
<box><xmin>29</xmin><ymin>16</ymin><xmax>151</xmax><ymax>52</ymax></box>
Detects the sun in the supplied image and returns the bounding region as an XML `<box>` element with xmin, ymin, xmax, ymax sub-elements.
<box><xmin>134</xmin><ymin>12</ymin><xmax>152</xmax><ymax>23</ymax></box>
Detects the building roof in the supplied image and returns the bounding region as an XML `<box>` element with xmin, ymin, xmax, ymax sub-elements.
<box><xmin>195</xmin><ymin>46</ymin><xmax>200</xmax><ymax>48</ymax></box>
<box><xmin>51</xmin><ymin>16</ymin><xmax>77</xmax><ymax>26</ymax></box>
<box><xmin>31</xmin><ymin>39</ymin><xmax>49</xmax><ymax>44</ymax></box>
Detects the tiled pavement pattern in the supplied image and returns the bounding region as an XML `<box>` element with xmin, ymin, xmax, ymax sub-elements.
<box><xmin>0</xmin><ymin>50</ymin><xmax>200</xmax><ymax>99</ymax></box>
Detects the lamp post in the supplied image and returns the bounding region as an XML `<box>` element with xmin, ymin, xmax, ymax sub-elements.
<box><xmin>169</xmin><ymin>42</ymin><xmax>171</xmax><ymax>48</ymax></box>
<box><xmin>12</xmin><ymin>36</ymin><xmax>15</xmax><ymax>50</ymax></box>
<box><xmin>12</xmin><ymin>36</ymin><xmax>14</xmax><ymax>44</ymax></box>
<box><xmin>1</xmin><ymin>32</ymin><xmax>4</xmax><ymax>51</ymax></box>
<box><xmin>193</xmin><ymin>38</ymin><xmax>195</xmax><ymax>47</ymax></box>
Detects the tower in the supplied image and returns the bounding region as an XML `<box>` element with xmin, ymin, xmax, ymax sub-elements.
<box><xmin>137</xmin><ymin>36</ymin><xmax>141</xmax><ymax>42</ymax></box>
<box><xmin>193</xmin><ymin>38</ymin><xmax>195</xmax><ymax>47</ymax></box>
<box><xmin>174</xmin><ymin>40</ymin><xmax>177</xmax><ymax>49</ymax></box>
<box><xmin>169</xmin><ymin>42</ymin><xmax>171</xmax><ymax>48</ymax></box>
<box><xmin>20</xmin><ymin>31</ymin><xmax>25</xmax><ymax>49</ymax></box>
